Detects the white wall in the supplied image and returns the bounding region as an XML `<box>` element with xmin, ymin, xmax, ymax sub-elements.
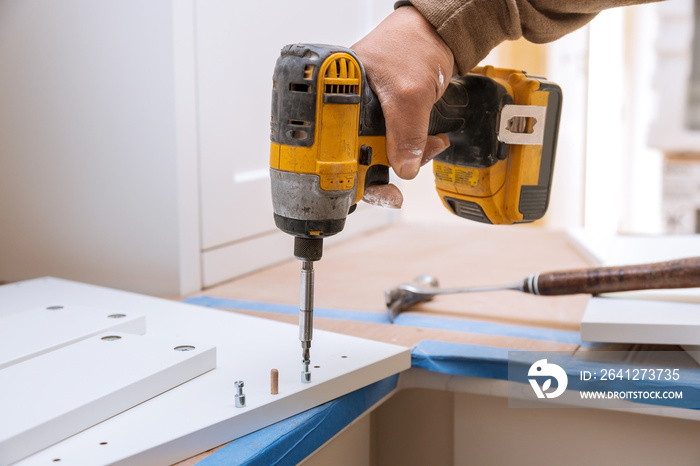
<box><xmin>586</xmin><ymin>3</ymin><xmax>664</xmax><ymax>235</ymax></box>
<box><xmin>0</xmin><ymin>0</ymin><xmax>195</xmax><ymax>295</ymax></box>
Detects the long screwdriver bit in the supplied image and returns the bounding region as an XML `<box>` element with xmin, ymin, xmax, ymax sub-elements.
<box><xmin>299</xmin><ymin>259</ymin><xmax>313</xmax><ymax>383</ymax></box>
<box><xmin>293</xmin><ymin>237</ymin><xmax>323</xmax><ymax>384</ymax></box>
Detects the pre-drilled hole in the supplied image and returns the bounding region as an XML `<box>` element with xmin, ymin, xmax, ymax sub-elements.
<box><xmin>100</xmin><ymin>442</ymin><xmax>108</xmax><ymax>445</ymax></box>
<box><xmin>101</xmin><ymin>336</ymin><xmax>121</xmax><ymax>341</ymax></box>
<box><xmin>46</xmin><ymin>306</ymin><xmax>63</xmax><ymax>310</ymax></box>
<box><xmin>341</xmin><ymin>356</ymin><xmax>348</xmax><ymax>359</ymax></box>
<box><xmin>107</xmin><ymin>314</ymin><xmax>126</xmax><ymax>319</ymax></box>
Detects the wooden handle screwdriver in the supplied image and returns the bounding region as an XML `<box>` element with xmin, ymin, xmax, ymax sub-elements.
<box><xmin>524</xmin><ymin>257</ymin><xmax>700</xmax><ymax>296</ymax></box>
<box><xmin>386</xmin><ymin>257</ymin><xmax>700</xmax><ymax>321</ymax></box>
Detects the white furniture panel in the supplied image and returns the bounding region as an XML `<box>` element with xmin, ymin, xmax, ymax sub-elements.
<box><xmin>2</xmin><ymin>278</ymin><xmax>410</xmax><ymax>465</ymax></box>
<box><xmin>567</xmin><ymin>228</ymin><xmax>700</xmax><ymax>302</ymax></box>
<box><xmin>0</xmin><ymin>305</ymin><xmax>145</xmax><ymax>370</ymax></box>
<box><xmin>581</xmin><ymin>296</ymin><xmax>700</xmax><ymax>345</ymax></box>
<box><xmin>1</xmin><ymin>332</ymin><xmax>216</xmax><ymax>465</ymax></box>
<box><xmin>573</xmin><ymin>229</ymin><xmax>700</xmax><ymax>347</ymax></box>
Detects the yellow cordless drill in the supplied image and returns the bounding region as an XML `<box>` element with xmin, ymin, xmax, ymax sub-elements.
<box><xmin>269</xmin><ymin>43</ymin><xmax>562</xmax><ymax>382</ymax></box>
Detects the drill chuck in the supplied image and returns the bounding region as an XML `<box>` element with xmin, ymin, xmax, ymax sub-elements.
<box><xmin>294</xmin><ymin>237</ymin><xmax>323</xmax><ymax>262</ymax></box>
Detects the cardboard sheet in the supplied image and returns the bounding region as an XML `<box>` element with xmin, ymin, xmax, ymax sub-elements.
<box><xmin>203</xmin><ymin>223</ymin><xmax>594</xmax><ymax>349</ymax></box>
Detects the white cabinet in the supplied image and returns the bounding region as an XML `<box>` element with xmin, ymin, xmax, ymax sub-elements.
<box><xmin>195</xmin><ymin>0</ymin><xmax>393</xmax><ymax>288</ymax></box>
<box><xmin>0</xmin><ymin>0</ymin><xmax>394</xmax><ymax>296</ymax></box>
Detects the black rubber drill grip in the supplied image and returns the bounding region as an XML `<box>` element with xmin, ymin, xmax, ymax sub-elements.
<box><xmin>427</xmin><ymin>78</ymin><xmax>470</xmax><ymax>135</ymax></box>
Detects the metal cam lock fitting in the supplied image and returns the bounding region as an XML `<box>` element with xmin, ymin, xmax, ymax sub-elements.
<box><xmin>235</xmin><ymin>380</ymin><xmax>246</xmax><ymax>408</ymax></box>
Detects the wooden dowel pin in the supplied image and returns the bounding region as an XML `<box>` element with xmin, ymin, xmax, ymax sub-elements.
<box><xmin>270</xmin><ymin>369</ymin><xmax>279</xmax><ymax>395</ymax></box>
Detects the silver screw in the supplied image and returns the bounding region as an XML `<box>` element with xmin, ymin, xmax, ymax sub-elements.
<box><xmin>301</xmin><ymin>360</ymin><xmax>311</xmax><ymax>383</ymax></box>
<box><xmin>235</xmin><ymin>380</ymin><xmax>246</xmax><ymax>408</ymax></box>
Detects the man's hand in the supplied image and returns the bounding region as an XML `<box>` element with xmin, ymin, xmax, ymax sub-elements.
<box><xmin>352</xmin><ymin>5</ymin><xmax>455</xmax><ymax>208</ymax></box>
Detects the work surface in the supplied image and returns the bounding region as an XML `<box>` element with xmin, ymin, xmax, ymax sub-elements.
<box><xmin>187</xmin><ymin>223</ymin><xmax>700</xmax><ymax>464</ymax></box>
<box><xmin>203</xmin><ymin>223</ymin><xmax>593</xmax><ymax>353</ymax></box>
<box><xmin>0</xmin><ymin>278</ymin><xmax>409</xmax><ymax>465</ymax></box>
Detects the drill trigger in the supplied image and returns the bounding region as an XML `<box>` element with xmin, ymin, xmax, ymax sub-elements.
<box><xmin>364</xmin><ymin>164</ymin><xmax>390</xmax><ymax>188</ymax></box>
<box><xmin>359</xmin><ymin>145</ymin><xmax>373</xmax><ymax>166</ymax></box>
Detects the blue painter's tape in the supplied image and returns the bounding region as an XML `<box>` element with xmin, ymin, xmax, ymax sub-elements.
<box><xmin>413</xmin><ymin>340</ymin><xmax>700</xmax><ymax>409</ymax></box>
<box><xmin>412</xmin><ymin>340</ymin><xmax>513</xmax><ymax>380</ymax></box>
<box><xmin>196</xmin><ymin>374</ymin><xmax>398</xmax><ymax>466</ymax></box>
<box><xmin>185</xmin><ymin>296</ymin><xmax>582</xmax><ymax>345</ymax></box>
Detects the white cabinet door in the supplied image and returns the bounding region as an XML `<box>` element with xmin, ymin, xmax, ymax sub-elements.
<box><xmin>196</xmin><ymin>0</ymin><xmax>394</xmax><ymax>286</ymax></box>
